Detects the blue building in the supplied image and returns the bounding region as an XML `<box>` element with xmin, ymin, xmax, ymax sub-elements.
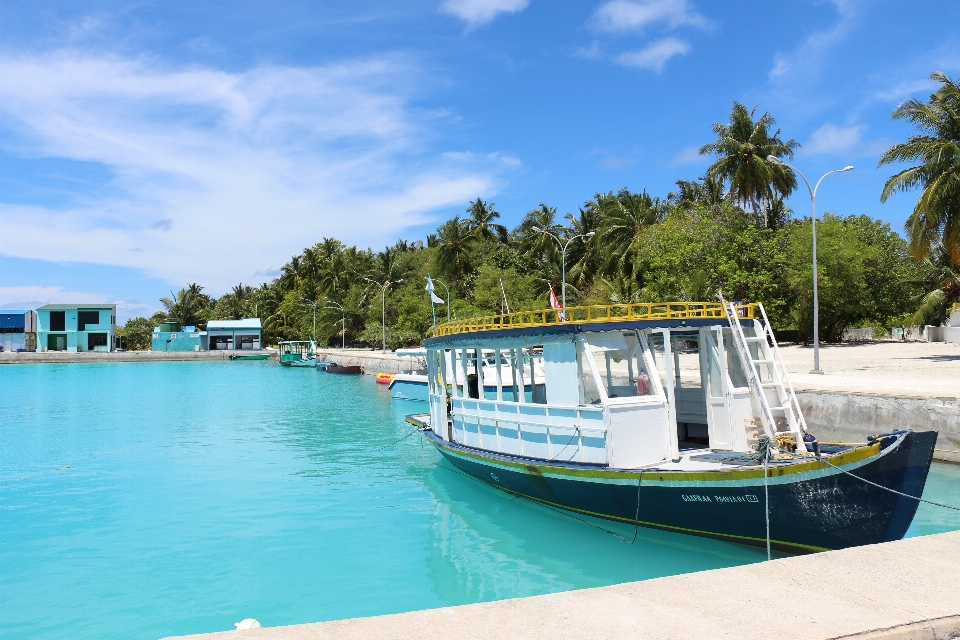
<box><xmin>36</xmin><ymin>304</ymin><xmax>116</xmax><ymax>352</ymax></box>
<box><xmin>207</xmin><ymin>319</ymin><xmax>262</xmax><ymax>350</ymax></box>
<box><xmin>151</xmin><ymin>322</ymin><xmax>207</xmax><ymax>352</ymax></box>
<box><xmin>0</xmin><ymin>310</ymin><xmax>38</xmax><ymax>352</ymax></box>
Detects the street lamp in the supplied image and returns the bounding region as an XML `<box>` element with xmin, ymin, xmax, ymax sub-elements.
<box><xmin>532</xmin><ymin>226</ymin><xmax>595</xmax><ymax>309</ymax></box>
<box><xmin>435</xmin><ymin>278</ymin><xmax>452</xmax><ymax>322</ymax></box>
<box><xmin>364</xmin><ymin>277</ymin><xmax>403</xmax><ymax>352</ymax></box>
<box><xmin>767</xmin><ymin>156</ymin><xmax>853</xmax><ymax>374</ymax></box>
<box><xmin>301</xmin><ymin>298</ymin><xmax>318</xmax><ymax>342</ymax></box>
<box><xmin>324</xmin><ymin>299</ymin><xmax>346</xmax><ymax>350</ymax></box>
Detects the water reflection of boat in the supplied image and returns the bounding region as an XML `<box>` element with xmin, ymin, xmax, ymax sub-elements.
<box><xmin>409</xmin><ymin>300</ymin><xmax>936</xmax><ymax>554</ymax></box>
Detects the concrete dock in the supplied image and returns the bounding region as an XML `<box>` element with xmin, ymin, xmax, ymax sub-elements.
<box><xmin>166</xmin><ymin>530</ymin><xmax>960</xmax><ymax>640</ymax></box>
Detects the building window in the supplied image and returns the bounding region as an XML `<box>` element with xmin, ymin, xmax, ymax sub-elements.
<box><xmin>78</xmin><ymin>311</ymin><xmax>100</xmax><ymax>331</ymax></box>
<box><xmin>88</xmin><ymin>333</ymin><xmax>108</xmax><ymax>350</ymax></box>
<box><xmin>50</xmin><ymin>311</ymin><xmax>66</xmax><ymax>331</ymax></box>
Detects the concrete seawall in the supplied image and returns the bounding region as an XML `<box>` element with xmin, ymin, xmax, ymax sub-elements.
<box><xmin>797</xmin><ymin>391</ymin><xmax>960</xmax><ymax>464</ymax></box>
<box><xmin>0</xmin><ymin>350</ymin><xmax>276</xmax><ymax>364</ymax></box>
<box><xmin>166</xmin><ymin>530</ymin><xmax>960</xmax><ymax>640</ymax></box>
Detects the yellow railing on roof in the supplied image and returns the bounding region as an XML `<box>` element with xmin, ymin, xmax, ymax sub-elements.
<box><xmin>432</xmin><ymin>302</ymin><xmax>759</xmax><ymax>337</ymax></box>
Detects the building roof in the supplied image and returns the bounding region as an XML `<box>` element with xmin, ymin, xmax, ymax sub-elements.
<box><xmin>207</xmin><ymin>318</ymin><xmax>262</xmax><ymax>329</ymax></box>
<box><xmin>37</xmin><ymin>303</ymin><xmax>117</xmax><ymax>311</ymax></box>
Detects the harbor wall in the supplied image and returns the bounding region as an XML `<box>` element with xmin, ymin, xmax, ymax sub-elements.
<box><xmin>165</xmin><ymin>530</ymin><xmax>960</xmax><ymax>640</ymax></box>
<box><xmin>314</xmin><ymin>349</ymin><xmax>410</xmax><ymax>373</ymax></box>
<box><xmin>0</xmin><ymin>350</ymin><xmax>275</xmax><ymax>364</ymax></box>
<box><xmin>796</xmin><ymin>390</ymin><xmax>960</xmax><ymax>463</ymax></box>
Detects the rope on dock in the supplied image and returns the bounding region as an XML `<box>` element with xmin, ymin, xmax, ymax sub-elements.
<box><xmin>374</xmin><ymin>426</ymin><xmax>426</xmax><ymax>451</ymax></box>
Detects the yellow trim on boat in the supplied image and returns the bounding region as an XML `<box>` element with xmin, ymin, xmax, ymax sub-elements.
<box><xmin>432</xmin><ymin>301</ymin><xmax>760</xmax><ymax>336</ymax></box>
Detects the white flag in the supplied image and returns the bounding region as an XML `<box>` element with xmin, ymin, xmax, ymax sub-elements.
<box><xmin>425</xmin><ymin>275</ymin><xmax>444</xmax><ymax>304</ymax></box>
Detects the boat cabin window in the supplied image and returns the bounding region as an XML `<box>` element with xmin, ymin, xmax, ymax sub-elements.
<box><xmin>580</xmin><ymin>331</ymin><xmax>656</xmax><ymax>401</ymax></box>
<box><xmin>720</xmin><ymin>328</ymin><xmax>748</xmax><ymax>388</ymax></box>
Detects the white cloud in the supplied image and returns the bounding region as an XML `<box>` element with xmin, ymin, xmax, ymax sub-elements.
<box><xmin>801</xmin><ymin>123</ymin><xmax>864</xmax><ymax>156</ymax></box>
<box><xmin>616</xmin><ymin>38</ymin><xmax>690</xmax><ymax>72</ymax></box>
<box><xmin>592</xmin><ymin>0</ymin><xmax>708</xmax><ymax>33</ymax></box>
<box><xmin>767</xmin><ymin>0</ymin><xmax>854</xmax><ymax>82</ymax></box>
<box><xmin>0</xmin><ymin>52</ymin><xmax>514</xmax><ymax>292</ymax></box>
<box><xmin>440</xmin><ymin>0</ymin><xmax>529</xmax><ymax>27</ymax></box>
<box><xmin>0</xmin><ymin>285</ymin><xmax>159</xmax><ymax>322</ymax></box>
<box><xmin>667</xmin><ymin>144</ymin><xmax>706</xmax><ymax>166</ymax></box>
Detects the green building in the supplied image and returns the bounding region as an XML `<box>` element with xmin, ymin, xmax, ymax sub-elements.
<box><xmin>36</xmin><ymin>304</ymin><xmax>116</xmax><ymax>352</ymax></box>
<box><xmin>151</xmin><ymin>321</ymin><xmax>207</xmax><ymax>351</ymax></box>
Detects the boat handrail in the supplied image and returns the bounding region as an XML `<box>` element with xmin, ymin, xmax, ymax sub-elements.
<box><xmin>432</xmin><ymin>301</ymin><xmax>760</xmax><ymax>337</ymax></box>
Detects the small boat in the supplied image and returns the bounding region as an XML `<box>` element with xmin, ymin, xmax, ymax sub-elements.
<box><xmin>230</xmin><ymin>353</ymin><xmax>271</xmax><ymax>361</ymax></box>
<box><xmin>315</xmin><ymin>361</ymin><xmax>336</xmax><ymax>369</ymax></box>
<box><xmin>278</xmin><ymin>340</ymin><xmax>317</xmax><ymax>367</ymax></box>
<box><xmin>325</xmin><ymin>364</ymin><xmax>363</xmax><ymax>374</ymax></box>
<box><xmin>388</xmin><ymin>347</ymin><xmax>429</xmax><ymax>400</ymax></box>
<box><xmin>409</xmin><ymin>299</ymin><xmax>937</xmax><ymax>554</ymax></box>
<box><xmin>376</xmin><ymin>372</ymin><xmax>395</xmax><ymax>385</ymax></box>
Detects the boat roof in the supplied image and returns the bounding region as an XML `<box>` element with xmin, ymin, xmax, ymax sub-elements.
<box><xmin>423</xmin><ymin>301</ymin><xmax>761</xmax><ymax>348</ymax></box>
<box><xmin>395</xmin><ymin>347</ymin><xmax>427</xmax><ymax>357</ymax></box>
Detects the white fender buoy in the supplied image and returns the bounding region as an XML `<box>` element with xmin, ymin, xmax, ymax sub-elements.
<box><xmin>234</xmin><ymin>618</ymin><xmax>261</xmax><ymax>630</ymax></box>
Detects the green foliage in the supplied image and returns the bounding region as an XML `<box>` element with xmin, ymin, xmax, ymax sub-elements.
<box><xmin>117</xmin><ymin>313</ymin><xmax>165</xmax><ymax>350</ymax></box>
<box><xmin>160</xmin><ymin>91</ymin><xmax>946</xmax><ymax>347</ymax></box>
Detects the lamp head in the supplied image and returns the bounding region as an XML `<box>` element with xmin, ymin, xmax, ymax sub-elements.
<box><xmin>586</xmin><ymin>231</ymin><xmax>596</xmax><ymax>238</ymax></box>
<box><xmin>396</xmin><ymin>279</ymin><xmax>403</xmax><ymax>284</ymax></box>
<box><xmin>532</xmin><ymin>225</ymin><xmax>543</xmax><ymax>233</ymax></box>
<box><xmin>840</xmin><ymin>165</ymin><xmax>854</xmax><ymax>172</ymax></box>
<box><xmin>766</xmin><ymin>155</ymin><xmax>785</xmax><ymax>166</ymax></box>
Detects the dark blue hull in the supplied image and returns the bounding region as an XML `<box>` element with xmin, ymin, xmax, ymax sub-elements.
<box><xmin>421</xmin><ymin>427</ymin><xmax>937</xmax><ymax>553</ymax></box>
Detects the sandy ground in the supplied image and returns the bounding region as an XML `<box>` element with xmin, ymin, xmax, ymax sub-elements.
<box><xmin>776</xmin><ymin>340</ymin><xmax>960</xmax><ymax>398</ymax></box>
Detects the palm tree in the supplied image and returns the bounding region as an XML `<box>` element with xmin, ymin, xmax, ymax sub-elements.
<box><xmin>598</xmin><ymin>189</ymin><xmax>664</xmax><ymax>280</ymax></box>
<box><xmin>435</xmin><ymin>216</ymin><xmax>477</xmax><ymax>286</ymax></box>
<box><xmin>564</xmin><ymin>204</ymin><xmax>604</xmax><ymax>295</ymax></box>
<box><xmin>879</xmin><ymin>71</ymin><xmax>960</xmax><ymax>264</ymax></box>
<box><xmin>515</xmin><ymin>204</ymin><xmax>560</xmax><ymax>258</ymax></box>
<box><xmin>667</xmin><ymin>175</ymin><xmax>727</xmax><ymax>213</ymax></box>
<box><xmin>700</xmin><ymin>102</ymin><xmax>798</xmax><ymax>228</ymax></box>
<box><xmin>464</xmin><ymin>198</ymin><xmax>507</xmax><ymax>243</ymax></box>
<box><xmin>160</xmin><ymin>286</ymin><xmax>207</xmax><ymax>327</ymax></box>
<box><xmin>902</xmin><ymin>242</ymin><xmax>960</xmax><ymax>326</ymax></box>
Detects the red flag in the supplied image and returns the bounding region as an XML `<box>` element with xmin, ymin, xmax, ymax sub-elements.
<box><xmin>549</xmin><ymin>287</ymin><xmax>561</xmax><ymax>309</ymax></box>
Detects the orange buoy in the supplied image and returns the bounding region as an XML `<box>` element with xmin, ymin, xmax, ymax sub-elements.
<box><xmin>375</xmin><ymin>372</ymin><xmax>395</xmax><ymax>385</ymax></box>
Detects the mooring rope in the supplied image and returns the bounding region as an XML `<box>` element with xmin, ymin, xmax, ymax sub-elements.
<box><xmin>374</xmin><ymin>426</ymin><xmax>426</xmax><ymax>451</ymax></box>
<box><xmin>815</xmin><ymin>453</ymin><xmax>960</xmax><ymax>512</ymax></box>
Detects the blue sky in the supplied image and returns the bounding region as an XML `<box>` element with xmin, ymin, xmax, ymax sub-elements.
<box><xmin>1</xmin><ymin>0</ymin><xmax>958</xmax><ymax>320</ymax></box>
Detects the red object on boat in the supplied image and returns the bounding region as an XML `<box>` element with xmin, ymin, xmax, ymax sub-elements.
<box><xmin>325</xmin><ymin>364</ymin><xmax>364</xmax><ymax>375</ymax></box>
<box><xmin>376</xmin><ymin>372</ymin><xmax>395</xmax><ymax>384</ymax></box>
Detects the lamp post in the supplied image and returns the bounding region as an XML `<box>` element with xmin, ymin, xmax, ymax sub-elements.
<box><xmin>364</xmin><ymin>277</ymin><xmax>403</xmax><ymax>352</ymax></box>
<box><xmin>301</xmin><ymin>298</ymin><xmax>318</xmax><ymax>342</ymax></box>
<box><xmin>435</xmin><ymin>278</ymin><xmax>452</xmax><ymax>322</ymax></box>
<box><xmin>532</xmin><ymin>226</ymin><xmax>595</xmax><ymax>309</ymax></box>
<box><xmin>324</xmin><ymin>299</ymin><xmax>346</xmax><ymax>350</ymax></box>
<box><xmin>767</xmin><ymin>156</ymin><xmax>853</xmax><ymax>374</ymax></box>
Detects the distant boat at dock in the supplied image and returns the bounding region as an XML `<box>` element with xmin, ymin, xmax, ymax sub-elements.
<box><xmin>325</xmin><ymin>364</ymin><xmax>363</xmax><ymax>374</ymax></box>
<box><xmin>229</xmin><ymin>353</ymin><xmax>271</xmax><ymax>361</ymax></box>
<box><xmin>278</xmin><ymin>340</ymin><xmax>317</xmax><ymax>367</ymax></box>
<box><xmin>408</xmin><ymin>300</ymin><xmax>937</xmax><ymax>554</ymax></box>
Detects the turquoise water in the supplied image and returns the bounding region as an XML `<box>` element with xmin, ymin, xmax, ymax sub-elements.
<box><xmin>1</xmin><ymin>362</ymin><xmax>957</xmax><ymax>639</ymax></box>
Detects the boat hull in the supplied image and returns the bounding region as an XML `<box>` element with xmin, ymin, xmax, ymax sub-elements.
<box><xmin>420</xmin><ymin>427</ymin><xmax>936</xmax><ymax>553</ymax></box>
<box><xmin>325</xmin><ymin>364</ymin><xmax>363</xmax><ymax>374</ymax></box>
<box><xmin>389</xmin><ymin>374</ymin><xmax>429</xmax><ymax>401</ymax></box>
<box><xmin>281</xmin><ymin>358</ymin><xmax>316</xmax><ymax>367</ymax></box>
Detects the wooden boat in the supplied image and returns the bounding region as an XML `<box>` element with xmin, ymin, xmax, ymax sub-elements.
<box><xmin>230</xmin><ymin>353</ymin><xmax>271</xmax><ymax>361</ymax></box>
<box><xmin>315</xmin><ymin>361</ymin><xmax>336</xmax><ymax>368</ymax></box>
<box><xmin>325</xmin><ymin>364</ymin><xmax>363</xmax><ymax>374</ymax></box>
<box><xmin>376</xmin><ymin>372</ymin><xmax>395</xmax><ymax>384</ymax></box>
<box><xmin>278</xmin><ymin>340</ymin><xmax>316</xmax><ymax>367</ymax></box>
<box><xmin>408</xmin><ymin>300</ymin><xmax>937</xmax><ymax>554</ymax></box>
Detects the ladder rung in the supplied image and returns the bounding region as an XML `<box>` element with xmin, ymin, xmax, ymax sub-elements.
<box><xmin>760</xmin><ymin>382</ymin><xmax>782</xmax><ymax>388</ymax></box>
<box><xmin>753</xmin><ymin>358</ymin><xmax>773</xmax><ymax>364</ymax></box>
<box><xmin>744</xmin><ymin>336</ymin><xmax>765</xmax><ymax>342</ymax></box>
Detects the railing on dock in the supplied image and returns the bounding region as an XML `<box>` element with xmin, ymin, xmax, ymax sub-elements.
<box><xmin>433</xmin><ymin>302</ymin><xmax>760</xmax><ymax>337</ymax></box>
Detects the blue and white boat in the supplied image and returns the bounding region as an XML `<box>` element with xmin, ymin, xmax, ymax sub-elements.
<box><xmin>407</xmin><ymin>300</ymin><xmax>937</xmax><ymax>553</ymax></box>
<box><xmin>389</xmin><ymin>348</ymin><xmax>429</xmax><ymax>401</ymax></box>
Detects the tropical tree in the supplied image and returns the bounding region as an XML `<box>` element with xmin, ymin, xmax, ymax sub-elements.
<box><xmin>160</xmin><ymin>285</ymin><xmax>209</xmax><ymax>328</ymax></box>
<box><xmin>464</xmin><ymin>198</ymin><xmax>507</xmax><ymax>243</ymax></box>
<box><xmin>700</xmin><ymin>102</ymin><xmax>798</xmax><ymax>228</ymax></box>
<box><xmin>667</xmin><ymin>175</ymin><xmax>727</xmax><ymax>213</ymax></box>
<box><xmin>903</xmin><ymin>242</ymin><xmax>960</xmax><ymax>326</ymax></box>
<box><xmin>598</xmin><ymin>188</ymin><xmax>664</xmax><ymax>280</ymax></box>
<box><xmin>879</xmin><ymin>71</ymin><xmax>960</xmax><ymax>264</ymax></box>
<box><xmin>435</xmin><ymin>216</ymin><xmax>478</xmax><ymax>288</ymax></box>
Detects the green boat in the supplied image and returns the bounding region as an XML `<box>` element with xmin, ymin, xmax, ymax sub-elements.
<box><xmin>229</xmin><ymin>353</ymin><xmax>271</xmax><ymax>361</ymax></box>
<box><xmin>278</xmin><ymin>340</ymin><xmax>317</xmax><ymax>367</ymax></box>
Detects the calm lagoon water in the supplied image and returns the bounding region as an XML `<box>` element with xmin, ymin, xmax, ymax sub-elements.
<box><xmin>1</xmin><ymin>361</ymin><xmax>958</xmax><ymax>639</ymax></box>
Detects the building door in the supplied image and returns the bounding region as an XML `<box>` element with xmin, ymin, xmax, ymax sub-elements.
<box><xmin>48</xmin><ymin>334</ymin><xmax>67</xmax><ymax>351</ymax></box>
